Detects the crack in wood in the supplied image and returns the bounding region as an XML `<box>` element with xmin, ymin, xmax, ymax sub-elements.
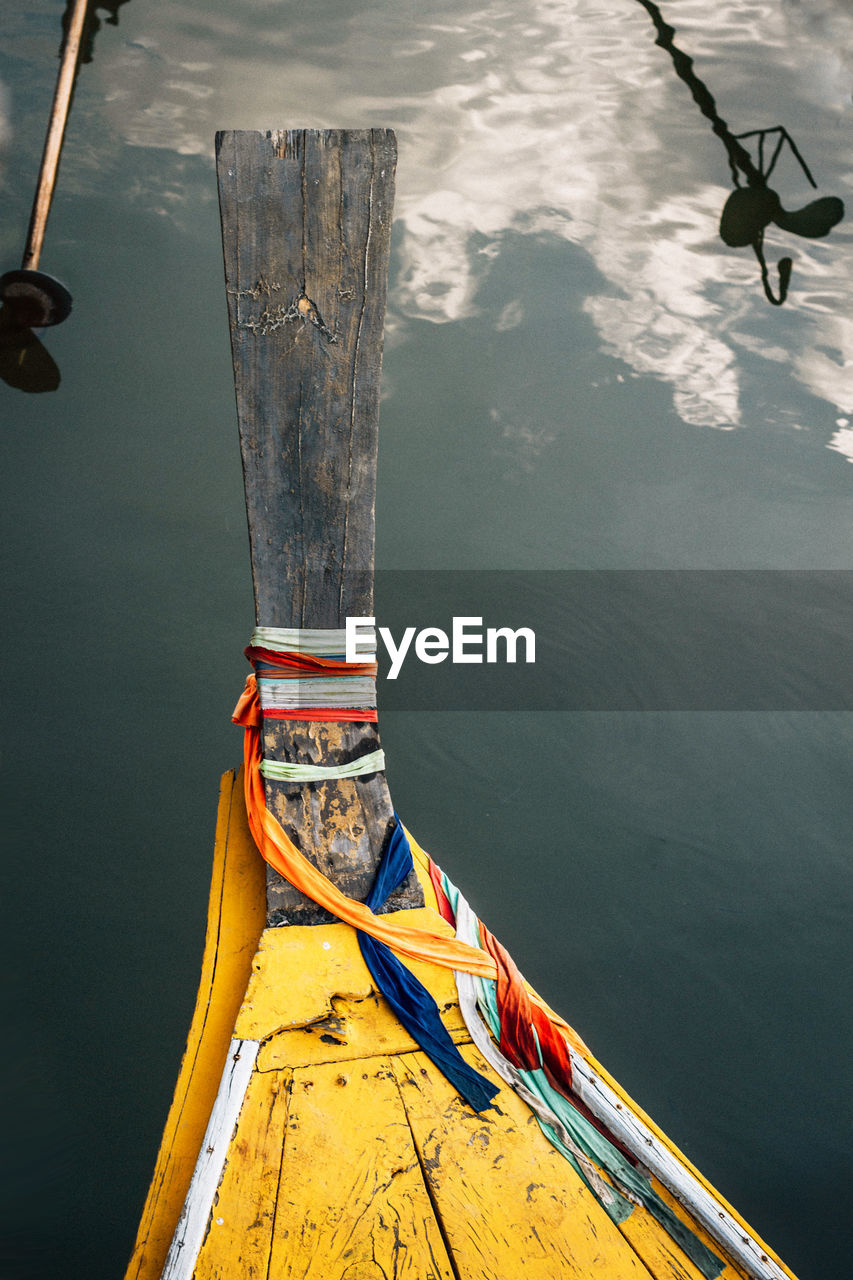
<box><xmin>240</xmin><ymin>292</ymin><xmax>336</xmax><ymax>339</ymax></box>
<box><xmin>389</xmin><ymin>1061</ymin><xmax>463</xmax><ymax>1280</ymax></box>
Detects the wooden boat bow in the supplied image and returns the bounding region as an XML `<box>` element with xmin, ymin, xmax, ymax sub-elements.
<box><xmin>124</xmin><ymin>129</ymin><xmax>800</xmax><ymax>1280</ymax></box>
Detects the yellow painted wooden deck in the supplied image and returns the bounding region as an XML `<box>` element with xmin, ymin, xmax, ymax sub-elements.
<box><xmin>124</xmin><ymin>771</ymin><xmax>793</xmax><ymax>1280</ymax></box>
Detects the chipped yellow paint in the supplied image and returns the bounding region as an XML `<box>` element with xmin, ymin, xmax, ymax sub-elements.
<box><xmin>265</xmin><ymin>1059</ymin><xmax>456</xmax><ymax>1279</ymax></box>
<box><xmin>577</xmin><ymin>1049</ymin><xmax>798</xmax><ymax>1280</ymax></box>
<box><xmin>643</xmin><ymin>1178</ymin><xmax>753</xmax><ymax>1280</ymax></box>
<box><xmin>256</xmin><ymin>990</ymin><xmax>470</xmax><ymax>1070</ymax></box>
<box><xmin>236</xmin><ymin>908</ymin><xmax>467</xmax><ymax>1067</ymax></box>
<box><xmin>616</xmin><ymin>1198</ymin><xmax>743</xmax><ymax>1280</ymax></box>
<box><xmin>392</xmin><ymin>1044</ymin><xmax>654</xmax><ymax>1279</ymax></box>
<box><xmin>126</xmin><ymin>786</ymin><xmax>795</xmax><ymax>1280</ymax></box>
<box><xmin>124</xmin><ymin>770</ymin><xmax>267</xmax><ymax>1280</ymax></box>
<box><xmin>192</xmin><ymin>1067</ymin><xmax>291</xmax><ymax>1280</ymax></box>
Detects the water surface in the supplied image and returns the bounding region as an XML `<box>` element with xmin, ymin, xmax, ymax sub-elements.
<box><xmin>1</xmin><ymin>2</ymin><xmax>851</xmax><ymax>1277</ymax></box>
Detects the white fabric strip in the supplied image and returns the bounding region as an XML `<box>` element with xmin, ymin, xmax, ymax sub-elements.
<box><xmin>452</xmin><ymin>898</ymin><xmax>620</xmax><ymax>1210</ymax></box>
<box><xmin>257</xmin><ymin>675</ymin><xmax>377</xmax><ymax>710</ymax></box>
<box><xmin>251</xmin><ymin>625</ymin><xmax>376</xmax><ymax>658</ymax></box>
<box><xmin>161</xmin><ymin>1038</ymin><xmax>259</xmax><ymax>1280</ymax></box>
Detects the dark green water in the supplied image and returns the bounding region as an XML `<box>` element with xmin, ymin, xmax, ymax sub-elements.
<box><xmin>1</xmin><ymin>2</ymin><xmax>851</xmax><ymax>1277</ymax></box>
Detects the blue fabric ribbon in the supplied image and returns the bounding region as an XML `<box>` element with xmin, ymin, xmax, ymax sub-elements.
<box><xmin>357</xmin><ymin>819</ymin><xmax>499</xmax><ymax>1112</ymax></box>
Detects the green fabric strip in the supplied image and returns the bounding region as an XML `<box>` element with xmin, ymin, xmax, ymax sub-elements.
<box><xmin>250</xmin><ymin>625</ymin><xmax>375</xmax><ymax>656</ymax></box>
<box><xmin>260</xmin><ymin>749</ymin><xmax>385</xmax><ymax>783</ymax></box>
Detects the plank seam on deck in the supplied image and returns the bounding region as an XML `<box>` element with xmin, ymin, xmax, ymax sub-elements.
<box><xmin>253</xmin><ymin>1030</ymin><xmax>474</xmax><ymax>1072</ymax></box>
<box><xmin>263</xmin><ymin>1070</ymin><xmax>293</xmax><ymax>1280</ymax></box>
<box><xmin>388</xmin><ymin>1056</ymin><xmax>464</xmax><ymax>1280</ymax></box>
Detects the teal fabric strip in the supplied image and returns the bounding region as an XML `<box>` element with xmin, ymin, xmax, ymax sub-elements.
<box><xmin>440</xmin><ymin>865</ymin><xmax>724</xmax><ymax>1280</ymax></box>
<box><xmin>467</xmin><ymin>935</ymin><xmax>637</xmax><ymax>1224</ymax></box>
<box><xmin>525</xmin><ymin>1058</ymin><xmax>725</xmax><ymax>1279</ymax></box>
<box><xmin>260</xmin><ymin>749</ymin><xmax>385</xmax><ymax>783</ymax></box>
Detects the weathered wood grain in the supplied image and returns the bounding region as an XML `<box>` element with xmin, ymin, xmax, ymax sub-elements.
<box><xmin>216</xmin><ymin>129</ymin><xmax>422</xmax><ymax>924</ymax></box>
<box><xmin>392</xmin><ymin>1045</ymin><xmax>654</xmax><ymax>1279</ymax></box>
<box><xmin>266</xmin><ymin>1059</ymin><xmax>457</xmax><ymax>1278</ymax></box>
<box><xmin>192</xmin><ymin>1067</ymin><xmax>292</xmax><ymax>1280</ymax></box>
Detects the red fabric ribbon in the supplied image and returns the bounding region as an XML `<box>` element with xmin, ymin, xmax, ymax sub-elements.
<box><xmin>247</xmin><ymin>644</ymin><xmax>377</xmax><ymax>678</ymax></box>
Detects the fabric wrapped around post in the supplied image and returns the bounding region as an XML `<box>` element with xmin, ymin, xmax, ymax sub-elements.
<box><xmin>358</xmin><ymin>819</ymin><xmax>499</xmax><ymax>1113</ymax></box>
<box><xmin>233</xmin><ymin>650</ymin><xmax>499</xmax><ymax>1111</ymax></box>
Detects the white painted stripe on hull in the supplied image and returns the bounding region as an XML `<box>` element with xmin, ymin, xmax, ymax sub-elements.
<box><xmin>568</xmin><ymin>1050</ymin><xmax>789</xmax><ymax>1280</ymax></box>
<box><xmin>161</xmin><ymin>1038</ymin><xmax>259</xmax><ymax>1280</ymax></box>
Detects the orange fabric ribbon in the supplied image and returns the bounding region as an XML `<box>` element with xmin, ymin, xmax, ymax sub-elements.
<box><xmin>233</xmin><ymin>673</ymin><xmax>262</xmax><ymax>727</ymax></box>
<box><xmin>232</xmin><ymin>679</ymin><xmax>499</xmax><ymax>979</ymax></box>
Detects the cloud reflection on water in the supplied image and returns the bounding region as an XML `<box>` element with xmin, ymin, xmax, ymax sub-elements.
<box><xmin>90</xmin><ymin>0</ymin><xmax>852</xmax><ymax>437</ymax></box>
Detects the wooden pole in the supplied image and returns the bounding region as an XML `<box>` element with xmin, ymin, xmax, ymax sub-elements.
<box><xmin>216</xmin><ymin>129</ymin><xmax>423</xmax><ymax>925</ymax></box>
<box><xmin>21</xmin><ymin>0</ymin><xmax>89</xmax><ymax>272</ymax></box>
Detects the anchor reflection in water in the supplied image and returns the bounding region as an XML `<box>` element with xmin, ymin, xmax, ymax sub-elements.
<box><xmin>0</xmin><ymin>308</ymin><xmax>60</xmax><ymax>394</ymax></box>
<box><xmin>0</xmin><ymin>3</ymin><xmax>134</xmax><ymax>393</ymax></box>
<box><xmin>637</xmin><ymin>0</ymin><xmax>844</xmax><ymax>305</ymax></box>
<box><xmin>62</xmin><ymin>0</ymin><xmax>132</xmax><ymax>66</ymax></box>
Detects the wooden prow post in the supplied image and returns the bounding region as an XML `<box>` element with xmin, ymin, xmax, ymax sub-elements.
<box><xmin>216</xmin><ymin>129</ymin><xmax>422</xmax><ymax>924</ymax></box>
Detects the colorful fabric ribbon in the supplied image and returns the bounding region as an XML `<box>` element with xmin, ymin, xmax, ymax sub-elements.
<box><xmin>233</xmin><ymin>663</ymin><xmax>727</xmax><ymax>1271</ymax></box>
<box><xmin>232</xmin><ymin>674</ymin><xmax>500</xmax><ymax>978</ymax></box>
<box><xmin>358</xmin><ymin>820</ymin><xmax>498</xmax><ymax>1111</ymax></box>
<box><xmin>232</xmin><ymin>668</ymin><xmax>501</xmax><ymax>1109</ymax></box>
<box><xmin>250</xmin><ymin>625</ymin><xmax>375</xmax><ymax>658</ymax></box>
<box><xmin>425</xmin><ymin>852</ymin><xmax>725</xmax><ymax>1280</ymax></box>
<box><xmin>232</xmin><ymin>633</ymin><xmax>770</xmax><ymax>1276</ymax></box>
<box><xmin>247</xmin><ymin>641</ymin><xmax>378</xmax><ymax>721</ymax></box>
<box><xmin>260</xmin><ymin>749</ymin><xmax>385</xmax><ymax>784</ymax></box>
